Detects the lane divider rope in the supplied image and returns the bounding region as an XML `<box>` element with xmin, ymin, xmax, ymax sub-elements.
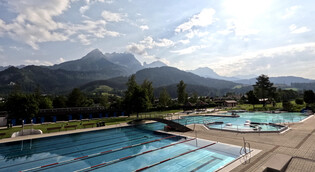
<box><xmin>75</xmin><ymin>138</ymin><xmax>195</xmax><ymax>172</ymax></box>
<box><xmin>19</xmin><ymin>135</ymin><xmax>177</xmax><ymax>172</ymax></box>
<box><xmin>134</xmin><ymin>142</ymin><xmax>217</xmax><ymax>172</ymax></box>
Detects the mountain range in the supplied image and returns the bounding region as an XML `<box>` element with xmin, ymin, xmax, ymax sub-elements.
<box><xmin>0</xmin><ymin>49</ymin><xmax>314</xmax><ymax>95</ymax></box>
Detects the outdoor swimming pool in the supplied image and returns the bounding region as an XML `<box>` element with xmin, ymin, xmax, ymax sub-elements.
<box><xmin>0</xmin><ymin>123</ymin><xmax>241</xmax><ymax>172</ymax></box>
<box><xmin>179</xmin><ymin>112</ymin><xmax>309</xmax><ymax>132</ymax></box>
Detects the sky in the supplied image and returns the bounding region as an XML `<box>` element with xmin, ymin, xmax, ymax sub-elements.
<box><xmin>0</xmin><ymin>0</ymin><xmax>315</xmax><ymax>79</ymax></box>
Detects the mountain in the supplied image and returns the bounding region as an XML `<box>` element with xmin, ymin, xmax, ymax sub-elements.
<box><xmin>51</xmin><ymin>49</ymin><xmax>128</xmax><ymax>77</ymax></box>
<box><xmin>188</xmin><ymin>67</ymin><xmax>239</xmax><ymax>81</ymax></box>
<box><xmin>79</xmin><ymin>66</ymin><xmax>239</xmax><ymax>96</ymax></box>
<box><xmin>236</xmin><ymin>76</ymin><xmax>315</xmax><ymax>86</ymax></box>
<box><xmin>143</xmin><ymin>61</ymin><xmax>167</xmax><ymax>68</ymax></box>
<box><xmin>0</xmin><ymin>65</ymin><xmax>128</xmax><ymax>94</ymax></box>
<box><xmin>0</xmin><ymin>65</ymin><xmax>25</xmax><ymax>72</ymax></box>
<box><xmin>105</xmin><ymin>52</ymin><xmax>143</xmax><ymax>74</ymax></box>
<box><xmin>134</xmin><ymin>66</ymin><xmax>237</xmax><ymax>89</ymax></box>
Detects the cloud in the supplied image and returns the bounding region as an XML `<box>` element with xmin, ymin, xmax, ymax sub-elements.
<box><xmin>0</xmin><ymin>1</ymin><xmax>122</xmax><ymax>49</ymax></box>
<box><xmin>0</xmin><ymin>0</ymin><xmax>71</xmax><ymax>49</ymax></box>
<box><xmin>290</xmin><ymin>24</ymin><xmax>311</xmax><ymax>34</ymax></box>
<box><xmin>211</xmin><ymin>42</ymin><xmax>315</xmax><ymax>77</ymax></box>
<box><xmin>139</xmin><ymin>25</ymin><xmax>149</xmax><ymax>31</ymax></box>
<box><xmin>78</xmin><ymin>34</ymin><xmax>91</xmax><ymax>45</ymax></box>
<box><xmin>57</xmin><ymin>57</ymin><xmax>66</xmax><ymax>63</ymax></box>
<box><xmin>126</xmin><ymin>43</ymin><xmax>147</xmax><ymax>55</ymax></box>
<box><xmin>127</xmin><ymin>36</ymin><xmax>174</xmax><ymax>59</ymax></box>
<box><xmin>24</xmin><ymin>59</ymin><xmax>53</xmax><ymax>66</ymax></box>
<box><xmin>175</xmin><ymin>8</ymin><xmax>216</xmax><ymax>33</ymax></box>
<box><xmin>79</xmin><ymin>0</ymin><xmax>114</xmax><ymax>14</ymax></box>
<box><xmin>282</xmin><ymin>6</ymin><xmax>301</xmax><ymax>19</ymax></box>
<box><xmin>178</xmin><ymin>39</ymin><xmax>190</xmax><ymax>45</ymax></box>
<box><xmin>101</xmin><ymin>10</ymin><xmax>125</xmax><ymax>22</ymax></box>
<box><xmin>171</xmin><ymin>45</ymin><xmax>206</xmax><ymax>55</ymax></box>
<box><xmin>185</xmin><ymin>30</ymin><xmax>209</xmax><ymax>39</ymax></box>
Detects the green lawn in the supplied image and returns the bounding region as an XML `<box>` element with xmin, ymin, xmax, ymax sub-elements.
<box><xmin>227</xmin><ymin>101</ymin><xmax>305</xmax><ymax>112</ymax></box>
<box><xmin>0</xmin><ymin>109</ymin><xmax>181</xmax><ymax>140</ymax></box>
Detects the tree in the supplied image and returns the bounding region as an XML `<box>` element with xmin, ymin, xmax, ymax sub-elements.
<box><xmin>189</xmin><ymin>92</ymin><xmax>198</xmax><ymax>104</ymax></box>
<box><xmin>141</xmin><ymin>79</ymin><xmax>154</xmax><ymax>106</ymax></box>
<box><xmin>282</xmin><ymin>101</ymin><xmax>293</xmax><ymax>112</ymax></box>
<box><xmin>5</xmin><ymin>93</ymin><xmax>39</xmax><ymax>120</ymax></box>
<box><xmin>53</xmin><ymin>96</ymin><xmax>67</xmax><ymax>108</ymax></box>
<box><xmin>123</xmin><ymin>75</ymin><xmax>151</xmax><ymax>118</ymax></box>
<box><xmin>159</xmin><ymin>88</ymin><xmax>171</xmax><ymax>109</ymax></box>
<box><xmin>38</xmin><ymin>97</ymin><xmax>53</xmax><ymax>109</ymax></box>
<box><xmin>246</xmin><ymin>90</ymin><xmax>259</xmax><ymax>108</ymax></box>
<box><xmin>303</xmin><ymin>90</ymin><xmax>315</xmax><ymax>104</ymax></box>
<box><xmin>177</xmin><ymin>80</ymin><xmax>187</xmax><ymax>104</ymax></box>
<box><xmin>253</xmin><ymin>74</ymin><xmax>275</xmax><ymax>107</ymax></box>
<box><xmin>67</xmin><ymin>88</ymin><xmax>91</xmax><ymax>107</ymax></box>
<box><xmin>295</xmin><ymin>98</ymin><xmax>304</xmax><ymax>105</ymax></box>
<box><xmin>132</xmin><ymin>86</ymin><xmax>150</xmax><ymax>117</ymax></box>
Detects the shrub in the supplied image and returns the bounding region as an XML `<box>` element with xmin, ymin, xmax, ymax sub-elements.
<box><xmin>282</xmin><ymin>101</ymin><xmax>293</xmax><ymax>112</ymax></box>
<box><xmin>295</xmin><ymin>98</ymin><xmax>304</xmax><ymax>105</ymax></box>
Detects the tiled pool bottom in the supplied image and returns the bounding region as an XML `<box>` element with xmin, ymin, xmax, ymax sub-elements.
<box><xmin>0</xmin><ymin>125</ymin><xmax>242</xmax><ymax>172</ymax></box>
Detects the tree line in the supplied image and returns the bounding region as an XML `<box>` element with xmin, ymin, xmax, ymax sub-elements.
<box><xmin>244</xmin><ymin>74</ymin><xmax>315</xmax><ymax>111</ymax></box>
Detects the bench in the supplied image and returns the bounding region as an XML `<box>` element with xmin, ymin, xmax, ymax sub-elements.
<box><xmin>82</xmin><ymin>123</ymin><xmax>95</xmax><ymax>128</ymax></box>
<box><xmin>261</xmin><ymin>154</ymin><xmax>292</xmax><ymax>172</ymax></box>
<box><xmin>46</xmin><ymin>127</ymin><xmax>62</xmax><ymax>132</ymax></box>
<box><xmin>64</xmin><ymin>125</ymin><xmax>77</xmax><ymax>130</ymax></box>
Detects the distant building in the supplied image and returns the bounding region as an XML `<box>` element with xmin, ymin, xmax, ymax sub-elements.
<box><xmin>224</xmin><ymin>100</ymin><xmax>237</xmax><ymax>107</ymax></box>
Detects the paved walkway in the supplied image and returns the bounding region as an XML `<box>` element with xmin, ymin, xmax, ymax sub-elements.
<box><xmin>173</xmin><ymin>115</ymin><xmax>315</xmax><ymax>172</ymax></box>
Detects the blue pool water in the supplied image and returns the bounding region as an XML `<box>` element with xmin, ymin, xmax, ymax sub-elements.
<box><xmin>0</xmin><ymin>123</ymin><xmax>240</xmax><ymax>172</ymax></box>
<box><xmin>179</xmin><ymin>112</ymin><xmax>308</xmax><ymax>132</ymax></box>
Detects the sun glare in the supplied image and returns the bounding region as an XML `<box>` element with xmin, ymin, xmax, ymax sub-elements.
<box><xmin>223</xmin><ymin>0</ymin><xmax>273</xmax><ymax>21</ymax></box>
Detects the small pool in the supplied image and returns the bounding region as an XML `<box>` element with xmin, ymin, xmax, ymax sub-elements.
<box><xmin>179</xmin><ymin>112</ymin><xmax>309</xmax><ymax>132</ymax></box>
<box><xmin>0</xmin><ymin>123</ymin><xmax>241</xmax><ymax>172</ymax></box>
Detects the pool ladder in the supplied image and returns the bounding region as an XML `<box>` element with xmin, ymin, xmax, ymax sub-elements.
<box><xmin>239</xmin><ymin>137</ymin><xmax>251</xmax><ymax>164</ymax></box>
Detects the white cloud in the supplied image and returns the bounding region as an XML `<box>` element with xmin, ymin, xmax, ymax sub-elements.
<box><xmin>79</xmin><ymin>0</ymin><xmax>114</xmax><ymax>14</ymax></box>
<box><xmin>178</xmin><ymin>39</ymin><xmax>190</xmax><ymax>45</ymax></box>
<box><xmin>185</xmin><ymin>30</ymin><xmax>209</xmax><ymax>39</ymax></box>
<box><xmin>0</xmin><ymin>0</ymin><xmax>71</xmax><ymax>49</ymax></box>
<box><xmin>171</xmin><ymin>45</ymin><xmax>206</xmax><ymax>55</ymax></box>
<box><xmin>175</xmin><ymin>8</ymin><xmax>216</xmax><ymax>33</ymax></box>
<box><xmin>127</xmin><ymin>36</ymin><xmax>174</xmax><ymax>60</ymax></box>
<box><xmin>139</xmin><ymin>36</ymin><xmax>174</xmax><ymax>49</ymax></box>
<box><xmin>24</xmin><ymin>59</ymin><xmax>53</xmax><ymax>66</ymax></box>
<box><xmin>0</xmin><ymin>1</ymin><xmax>123</xmax><ymax>49</ymax></box>
<box><xmin>126</xmin><ymin>43</ymin><xmax>147</xmax><ymax>55</ymax></box>
<box><xmin>212</xmin><ymin>42</ymin><xmax>315</xmax><ymax>76</ymax></box>
<box><xmin>290</xmin><ymin>24</ymin><xmax>311</xmax><ymax>34</ymax></box>
<box><xmin>80</xmin><ymin>5</ymin><xmax>90</xmax><ymax>14</ymax></box>
<box><xmin>9</xmin><ymin>46</ymin><xmax>22</xmax><ymax>51</ymax></box>
<box><xmin>78</xmin><ymin>34</ymin><xmax>91</xmax><ymax>45</ymax></box>
<box><xmin>57</xmin><ymin>57</ymin><xmax>66</xmax><ymax>63</ymax></box>
<box><xmin>139</xmin><ymin>25</ymin><xmax>149</xmax><ymax>31</ymax></box>
<box><xmin>282</xmin><ymin>6</ymin><xmax>301</xmax><ymax>19</ymax></box>
<box><xmin>101</xmin><ymin>10</ymin><xmax>125</xmax><ymax>22</ymax></box>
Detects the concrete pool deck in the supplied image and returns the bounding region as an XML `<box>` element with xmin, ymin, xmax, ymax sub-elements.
<box><xmin>1</xmin><ymin>113</ymin><xmax>314</xmax><ymax>171</ymax></box>
<box><xmin>170</xmin><ymin>114</ymin><xmax>315</xmax><ymax>172</ymax></box>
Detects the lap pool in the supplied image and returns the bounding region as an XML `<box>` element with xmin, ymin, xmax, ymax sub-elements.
<box><xmin>0</xmin><ymin>123</ymin><xmax>244</xmax><ymax>172</ymax></box>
